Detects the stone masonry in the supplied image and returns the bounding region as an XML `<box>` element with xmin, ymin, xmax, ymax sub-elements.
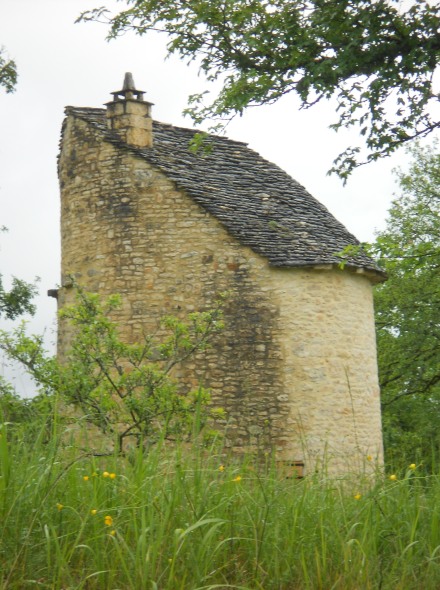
<box><xmin>55</xmin><ymin>74</ymin><xmax>385</xmax><ymax>475</ymax></box>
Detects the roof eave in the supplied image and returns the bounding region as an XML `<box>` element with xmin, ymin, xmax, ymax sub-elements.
<box><xmin>269</xmin><ymin>261</ymin><xmax>387</xmax><ymax>284</ymax></box>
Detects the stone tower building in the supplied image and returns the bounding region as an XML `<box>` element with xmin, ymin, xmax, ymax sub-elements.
<box><xmin>56</xmin><ymin>73</ymin><xmax>384</xmax><ymax>474</ymax></box>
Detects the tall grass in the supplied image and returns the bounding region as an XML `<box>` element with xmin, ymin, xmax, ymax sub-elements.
<box><xmin>2</xmin><ymin>413</ymin><xmax>440</xmax><ymax>589</ymax></box>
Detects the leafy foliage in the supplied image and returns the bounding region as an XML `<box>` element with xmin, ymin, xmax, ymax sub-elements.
<box><xmin>0</xmin><ymin>276</ymin><xmax>37</xmax><ymax>320</ymax></box>
<box><xmin>372</xmin><ymin>143</ymin><xmax>440</xmax><ymax>468</ymax></box>
<box><xmin>0</xmin><ymin>377</ymin><xmax>53</xmax><ymax>446</ymax></box>
<box><xmin>79</xmin><ymin>0</ymin><xmax>440</xmax><ymax>178</ymax></box>
<box><xmin>0</xmin><ymin>287</ymin><xmax>225</xmax><ymax>453</ymax></box>
<box><xmin>0</xmin><ymin>378</ymin><xmax>34</xmax><ymax>423</ymax></box>
<box><xmin>0</xmin><ymin>228</ymin><xmax>37</xmax><ymax>319</ymax></box>
<box><xmin>0</xmin><ymin>47</ymin><xmax>17</xmax><ymax>93</ymax></box>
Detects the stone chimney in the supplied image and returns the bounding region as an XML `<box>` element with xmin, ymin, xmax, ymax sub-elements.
<box><xmin>106</xmin><ymin>73</ymin><xmax>154</xmax><ymax>148</ymax></box>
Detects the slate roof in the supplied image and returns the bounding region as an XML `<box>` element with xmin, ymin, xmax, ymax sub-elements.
<box><xmin>64</xmin><ymin>106</ymin><xmax>384</xmax><ymax>279</ymax></box>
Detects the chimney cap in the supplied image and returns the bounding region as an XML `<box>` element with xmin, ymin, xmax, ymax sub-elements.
<box><xmin>110</xmin><ymin>72</ymin><xmax>152</xmax><ymax>103</ymax></box>
<box><xmin>122</xmin><ymin>72</ymin><xmax>137</xmax><ymax>91</ymax></box>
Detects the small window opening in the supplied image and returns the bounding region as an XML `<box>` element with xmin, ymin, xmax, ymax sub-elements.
<box><xmin>278</xmin><ymin>460</ymin><xmax>304</xmax><ymax>479</ymax></box>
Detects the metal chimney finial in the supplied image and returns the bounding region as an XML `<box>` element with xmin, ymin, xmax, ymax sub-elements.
<box><xmin>123</xmin><ymin>72</ymin><xmax>136</xmax><ymax>91</ymax></box>
<box><xmin>109</xmin><ymin>73</ymin><xmax>151</xmax><ymax>103</ymax></box>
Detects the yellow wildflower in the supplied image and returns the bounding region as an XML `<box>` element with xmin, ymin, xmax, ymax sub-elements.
<box><xmin>389</xmin><ymin>474</ymin><xmax>397</xmax><ymax>481</ymax></box>
<box><xmin>109</xmin><ymin>472</ymin><xmax>116</xmax><ymax>479</ymax></box>
<box><xmin>56</xmin><ymin>503</ymin><xmax>64</xmax><ymax>511</ymax></box>
<box><xmin>409</xmin><ymin>463</ymin><xmax>416</xmax><ymax>470</ymax></box>
<box><xmin>83</xmin><ymin>475</ymin><xmax>89</xmax><ymax>481</ymax></box>
<box><xmin>366</xmin><ymin>455</ymin><xmax>373</xmax><ymax>462</ymax></box>
<box><xmin>90</xmin><ymin>509</ymin><xmax>97</xmax><ymax>516</ymax></box>
<box><xmin>218</xmin><ymin>465</ymin><xmax>225</xmax><ymax>472</ymax></box>
<box><xmin>103</xmin><ymin>471</ymin><xmax>110</xmax><ymax>478</ymax></box>
<box><xmin>104</xmin><ymin>515</ymin><xmax>113</xmax><ymax>526</ymax></box>
<box><xmin>354</xmin><ymin>493</ymin><xmax>362</xmax><ymax>500</ymax></box>
<box><xmin>232</xmin><ymin>475</ymin><xmax>242</xmax><ymax>483</ymax></box>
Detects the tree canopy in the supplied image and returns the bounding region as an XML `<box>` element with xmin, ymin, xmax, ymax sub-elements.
<box><xmin>0</xmin><ymin>47</ymin><xmax>17</xmax><ymax>93</ymax></box>
<box><xmin>0</xmin><ymin>276</ymin><xmax>36</xmax><ymax>320</ymax></box>
<box><xmin>372</xmin><ymin>142</ymin><xmax>440</xmax><ymax>466</ymax></box>
<box><xmin>0</xmin><ymin>229</ymin><xmax>36</xmax><ymax>320</ymax></box>
<box><xmin>80</xmin><ymin>0</ymin><xmax>440</xmax><ymax>179</ymax></box>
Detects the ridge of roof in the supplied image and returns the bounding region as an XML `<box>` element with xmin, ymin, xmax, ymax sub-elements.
<box><xmin>63</xmin><ymin>106</ymin><xmax>385</xmax><ymax>279</ymax></box>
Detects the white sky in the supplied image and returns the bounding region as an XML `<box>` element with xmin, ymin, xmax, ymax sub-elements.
<box><xmin>0</xmin><ymin>0</ymin><xmax>435</xmax><ymax>394</ymax></box>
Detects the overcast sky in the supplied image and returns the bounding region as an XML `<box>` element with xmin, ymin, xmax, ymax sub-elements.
<box><xmin>0</xmin><ymin>0</ymin><xmax>435</xmax><ymax>394</ymax></box>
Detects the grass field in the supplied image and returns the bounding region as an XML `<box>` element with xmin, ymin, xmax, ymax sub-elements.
<box><xmin>1</xmin><ymin>414</ymin><xmax>440</xmax><ymax>590</ymax></box>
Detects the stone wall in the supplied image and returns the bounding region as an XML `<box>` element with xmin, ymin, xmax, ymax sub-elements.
<box><xmin>58</xmin><ymin>114</ymin><xmax>383</xmax><ymax>474</ymax></box>
<box><xmin>269</xmin><ymin>268</ymin><xmax>383</xmax><ymax>472</ymax></box>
